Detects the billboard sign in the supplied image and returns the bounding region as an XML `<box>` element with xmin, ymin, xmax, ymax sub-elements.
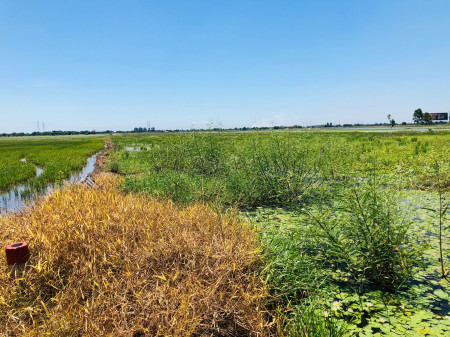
<box><xmin>430</xmin><ymin>113</ymin><xmax>448</xmax><ymax>121</ymax></box>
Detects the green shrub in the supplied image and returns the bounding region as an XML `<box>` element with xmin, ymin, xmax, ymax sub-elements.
<box><xmin>306</xmin><ymin>178</ymin><xmax>423</xmax><ymax>289</ymax></box>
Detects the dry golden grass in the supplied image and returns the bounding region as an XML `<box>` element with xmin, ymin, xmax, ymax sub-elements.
<box><xmin>0</xmin><ymin>174</ymin><xmax>274</xmax><ymax>336</ymax></box>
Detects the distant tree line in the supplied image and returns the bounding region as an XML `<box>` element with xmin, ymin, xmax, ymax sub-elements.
<box><xmin>2</xmin><ymin>118</ymin><xmax>447</xmax><ymax>137</ymax></box>
<box><xmin>133</xmin><ymin>127</ymin><xmax>156</xmax><ymax>133</ymax></box>
<box><xmin>0</xmin><ymin>130</ymin><xmax>114</xmax><ymax>137</ymax></box>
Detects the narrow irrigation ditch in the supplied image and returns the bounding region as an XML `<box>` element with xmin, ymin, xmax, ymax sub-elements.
<box><xmin>0</xmin><ymin>152</ymin><xmax>101</xmax><ymax>214</ymax></box>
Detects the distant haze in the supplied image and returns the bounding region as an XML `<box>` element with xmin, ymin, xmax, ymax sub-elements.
<box><xmin>1</xmin><ymin>0</ymin><xmax>449</xmax><ymax>133</ymax></box>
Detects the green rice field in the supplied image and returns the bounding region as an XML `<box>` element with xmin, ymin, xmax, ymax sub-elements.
<box><xmin>0</xmin><ymin>136</ymin><xmax>105</xmax><ymax>191</ymax></box>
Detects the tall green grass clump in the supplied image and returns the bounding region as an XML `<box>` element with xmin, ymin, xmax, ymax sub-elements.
<box><xmin>257</xmin><ymin>176</ymin><xmax>426</xmax><ymax>335</ymax></box>
<box><xmin>306</xmin><ymin>178</ymin><xmax>422</xmax><ymax>290</ymax></box>
<box><xmin>264</xmin><ymin>178</ymin><xmax>422</xmax><ymax>295</ymax></box>
<box><xmin>286</xmin><ymin>300</ymin><xmax>349</xmax><ymax>337</ymax></box>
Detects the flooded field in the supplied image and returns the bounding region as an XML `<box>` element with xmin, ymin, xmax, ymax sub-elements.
<box><xmin>0</xmin><ymin>136</ymin><xmax>104</xmax><ymax>214</ymax></box>
<box><xmin>0</xmin><ymin>152</ymin><xmax>99</xmax><ymax>214</ymax></box>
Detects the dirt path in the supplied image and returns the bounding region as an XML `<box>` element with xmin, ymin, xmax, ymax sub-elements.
<box><xmin>93</xmin><ymin>138</ymin><xmax>113</xmax><ymax>174</ymax></box>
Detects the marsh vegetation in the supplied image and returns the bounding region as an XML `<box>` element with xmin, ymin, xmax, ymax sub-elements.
<box><xmin>0</xmin><ymin>130</ymin><xmax>449</xmax><ymax>336</ymax></box>
<box><xmin>109</xmin><ymin>130</ymin><xmax>449</xmax><ymax>336</ymax></box>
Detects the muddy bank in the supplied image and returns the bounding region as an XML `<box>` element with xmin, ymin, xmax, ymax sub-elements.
<box><xmin>93</xmin><ymin>138</ymin><xmax>113</xmax><ymax>175</ymax></box>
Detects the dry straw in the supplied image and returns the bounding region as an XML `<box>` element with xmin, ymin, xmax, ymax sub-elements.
<box><xmin>0</xmin><ymin>174</ymin><xmax>274</xmax><ymax>336</ymax></box>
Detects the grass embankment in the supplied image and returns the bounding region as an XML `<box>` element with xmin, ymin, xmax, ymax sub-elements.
<box><xmin>0</xmin><ymin>174</ymin><xmax>274</xmax><ymax>336</ymax></box>
<box><xmin>0</xmin><ymin>137</ymin><xmax>104</xmax><ymax>191</ymax></box>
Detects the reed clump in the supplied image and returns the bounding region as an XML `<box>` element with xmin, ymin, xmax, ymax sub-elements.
<box><xmin>0</xmin><ymin>173</ymin><xmax>273</xmax><ymax>336</ymax></box>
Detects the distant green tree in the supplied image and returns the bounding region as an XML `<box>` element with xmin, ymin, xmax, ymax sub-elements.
<box><xmin>387</xmin><ymin>114</ymin><xmax>395</xmax><ymax>127</ymax></box>
<box><xmin>423</xmin><ymin>113</ymin><xmax>433</xmax><ymax>125</ymax></box>
<box><xmin>413</xmin><ymin>109</ymin><xmax>423</xmax><ymax>125</ymax></box>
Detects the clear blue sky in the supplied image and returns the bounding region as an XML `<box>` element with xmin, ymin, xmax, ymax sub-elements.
<box><xmin>1</xmin><ymin>0</ymin><xmax>449</xmax><ymax>132</ymax></box>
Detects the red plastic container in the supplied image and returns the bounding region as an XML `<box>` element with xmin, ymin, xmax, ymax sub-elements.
<box><xmin>5</xmin><ymin>242</ymin><xmax>30</xmax><ymax>266</ymax></box>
